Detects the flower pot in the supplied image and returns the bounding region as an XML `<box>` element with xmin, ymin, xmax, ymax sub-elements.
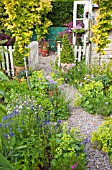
<box><xmin>38</xmin><ymin>45</ymin><xmax>42</xmax><ymax>55</ymax></box>
<box><xmin>14</xmin><ymin>66</ymin><xmax>25</xmax><ymax>76</ymax></box>
<box><xmin>41</xmin><ymin>49</ymin><xmax>48</xmax><ymax>57</ymax></box>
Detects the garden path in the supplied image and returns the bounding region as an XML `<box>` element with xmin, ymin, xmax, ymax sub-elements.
<box><xmin>37</xmin><ymin>53</ymin><xmax>112</xmax><ymax>170</ymax></box>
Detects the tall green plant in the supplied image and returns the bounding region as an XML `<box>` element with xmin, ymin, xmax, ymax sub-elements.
<box><xmin>60</xmin><ymin>34</ymin><xmax>74</xmax><ymax>63</ymax></box>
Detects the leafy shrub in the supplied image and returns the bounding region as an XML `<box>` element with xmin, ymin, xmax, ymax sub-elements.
<box><xmin>91</xmin><ymin>119</ymin><xmax>112</xmax><ymax>164</ymax></box>
<box><xmin>94</xmin><ymin>74</ymin><xmax>110</xmax><ymax>88</ymax></box>
<box><xmin>63</xmin><ymin>60</ymin><xmax>88</xmax><ymax>87</ymax></box>
<box><xmin>60</xmin><ymin>34</ymin><xmax>74</xmax><ymax>64</ymax></box>
<box><xmin>78</xmin><ymin>80</ymin><xmax>112</xmax><ymax>116</ymax></box>
<box><xmin>17</xmin><ymin>70</ymin><xmax>32</xmax><ymax>79</ymax></box>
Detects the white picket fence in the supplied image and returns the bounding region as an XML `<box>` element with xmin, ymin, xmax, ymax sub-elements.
<box><xmin>57</xmin><ymin>41</ymin><xmax>90</xmax><ymax>67</ymax></box>
<box><xmin>0</xmin><ymin>46</ymin><xmax>14</xmax><ymax>76</ymax></box>
<box><xmin>0</xmin><ymin>44</ymin><xmax>90</xmax><ymax>76</ymax></box>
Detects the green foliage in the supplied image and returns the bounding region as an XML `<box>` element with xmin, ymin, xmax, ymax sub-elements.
<box><xmin>17</xmin><ymin>70</ymin><xmax>32</xmax><ymax>79</ymax></box>
<box><xmin>0</xmin><ymin>71</ymin><xmax>9</xmax><ymax>118</ymax></box>
<box><xmin>0</xmin><ymin>72</ymin><xmax>87</xmax><ymax>169</ymax></box>
<box><xmin>78</xmin><ymin>80</ymin><xmax>112</xmax><ymax>116</ymax></box>
<box><xmin>63</xmin><ymin>60</ymin><xmax>88</xmax><ymax>87</ymax></box>
<box><xmin>91</xmin><ymin>0</ymin><xmax>112</xmax><ymax>55</ymax></box>
<box><xmin>47</xmin><ymin>1</ymin><xmax>73</xmax><ymax>27</ymax></box>
<box><xmin>94</xmin><ymin>74</ymin><xmax>110</xmax><ymax>87</ymax></box>
<box><xmin>3</xmin><ymin>0</ymin><xmax>52</xmax><ymax>65</ymax></box>
<box><xmin>91</xmin><ymin>119</ymin><xmax>112</xmax><ymax>164</ymax></box>
<box><xmin>60</xmin><ymin>34</ymin><xmax>74</xmax><ymax>64</ymax></box>
<box><xmin>50</xmin><ymin>123</ymin><xmax>87</xmax><ymax>170</ymax></box>
<box><xmin>0</xmin><ymin>152</ymin><xmax>15</xmax><ymax>170</ymax></box>
<box><xmin>0</xmin><ymin>0</ymin><xmax>8</xmax><ymax>32</ymax></box>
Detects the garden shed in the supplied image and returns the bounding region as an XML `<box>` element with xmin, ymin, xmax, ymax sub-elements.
<box><xmin>73</xmin><ymin>0</ymin><xmax>112</xmax><ymax>63</ymax></box>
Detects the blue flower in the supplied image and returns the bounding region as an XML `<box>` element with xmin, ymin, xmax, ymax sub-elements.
<box><xmin>10</xmin><ymin>127</ymin><xmax>13</xmax><ymax>131</ymax></box>
<box><xmin>18</xmin><ymin>128</ymin><xmax>22</xmax><ymax>133</ymax></box>
<box><xmin>3</xmin><ymin>116</ymin><xmax>8</xmax><ymax>121</ymax></box>
<box><xmin>43</xmin><ymin>120</ymin><xmax>50</xmax><ymax>126</ymax></box>
<box><xmin>4</xmin><ymin>134</ymin><xmax>8</xmax><ymax>138</ymax></box>
<box><xmin>4</xmin><ymin>124</ymin><xmax>8</xmax><ymax>128</ymax></box>
<box><xmin>10</xmin><ymin>132</ymin><xmax>14</xmax><ymax>136</ymax></box>
<box><xmin>47</xmin><ymin>111</ymin><xmax>50</xmax><ymax>114</ymax></box>
<box><xmin>22</xmin><ymin>121</ymin><xmax>25</xmax><ymax>125</ymax></box>
<box><xmin>0</xmin><ymin>124</ymin><xmax>2</xmax><ymax>128</ymax></box>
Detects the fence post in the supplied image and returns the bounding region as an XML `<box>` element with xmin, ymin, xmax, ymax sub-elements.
<box><xmin>86</xmin><ymin>45</ymin><xmax>90</xmax><ymax>66</ymax></box>
<box><xmin>74</xmin><ymin>45</ymin><xmax>77</xmax><ymax>62</ymax></box>
<box><xmin>9</xmin><ymin>46</ymin><xmax>14</xmax><ymax>76</ymax></box>
<box><xmin>78</xmin><ymin>46</ymin><xmax>82</xmax><ymax>62</ymax></box>
<box><xmin>57</xmin><ymin>41</ymin><xmax>61</xmax><ymax>67</ymax></box>
<box><xmin>4</xmin><ymin>46</ymin><xmax>10</xmax><ymax>76</ymax></box>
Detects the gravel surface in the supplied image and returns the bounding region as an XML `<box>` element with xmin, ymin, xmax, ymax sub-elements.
<box><xmin>37</xmin><ymin>54</ymin><xmax>112</xmax><ymax>170</ymax></box>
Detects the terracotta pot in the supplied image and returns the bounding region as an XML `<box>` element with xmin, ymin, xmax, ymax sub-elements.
<box><xmin>14</xmin><ymin>66</ymin><xmax>25</xmax><ymax>76</ymax></box>
<box><xmin>38</xmin><ymin>45</ymin><xmax>42</xmax><ymax>55</ymax></box>
<box><xmin>41</xmin><ymin>49</ymin><xmax>48</xmax><ymax>57</ymax></box>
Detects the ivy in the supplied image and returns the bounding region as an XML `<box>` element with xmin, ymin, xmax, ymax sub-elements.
<box><xmin>91</xmin><ymin>0</ymin><xmax>112</xmax><ymax>55</ymax></box>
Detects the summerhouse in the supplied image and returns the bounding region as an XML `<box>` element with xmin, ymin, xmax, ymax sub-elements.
<box><xmin>73</xmin><ymin>0</ymin><xmax>112</xmax><ymax>63</ymax></box>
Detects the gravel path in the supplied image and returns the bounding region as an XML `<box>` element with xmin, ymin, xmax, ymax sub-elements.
<box><xmin>37</xmin><ymin>54</ymin><xmax>112</xmax><ymax>170</ymax></box>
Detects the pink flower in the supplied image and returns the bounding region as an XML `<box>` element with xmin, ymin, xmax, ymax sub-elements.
<box><xmin>71</xmin><ymin>166</ymin><xmax>75</xmax><ymax>170</ymax></box>
<box><xmin>70</xmin><ymin>162</ymin><xmax>78</xmax><ymax>169</ymax></box>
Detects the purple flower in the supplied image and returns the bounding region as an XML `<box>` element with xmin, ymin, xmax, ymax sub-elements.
<box><xmin>49</xmin><ymin>80</ymin><xmax>57</xmax><ymax>84</ymax></box>
<box><xmin>57</xmin><ymin>120</ymin><xmax>61</xmax><ymax>124</ymax></box>
<box><xmin>46</xmin><ymin>75</ymin><xmax>51</xmax><ymax>80</ymax></box>
<box><xmin>82</xmin><ymin>138</ymin><xmax>90</xmax><ymax>144</ymax></box>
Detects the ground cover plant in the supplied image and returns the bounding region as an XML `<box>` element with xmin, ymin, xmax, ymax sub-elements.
<box><xmin>91</xmin><ymin>118</ymin><xmax>112</xmax><ymax>164</ymax></box>
<box><xmin>0</xmin><ymin>70</ymin><xmax>87</xmax><ymax>170</ymax></box>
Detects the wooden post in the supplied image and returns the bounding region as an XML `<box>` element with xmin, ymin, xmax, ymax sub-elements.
<box><xmin>9</xmin><ymin>46</ymin><xmax>14</xmax><ymax>76</ymax></box>
<box><xmin>57</xmin><ymin>41</ymin><xmax>61</xmax><ymax>67</ymax></box>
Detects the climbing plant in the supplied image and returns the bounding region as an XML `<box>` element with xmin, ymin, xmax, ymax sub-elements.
<box><xmin>91</xmin><ymin>0</ymin><xmax>112</xmax><ymax>55</ymax></box>
<box><xmin>3</xmin><ymin>0</ymin><xmax>52</xmax><ymax>65</ymax></box>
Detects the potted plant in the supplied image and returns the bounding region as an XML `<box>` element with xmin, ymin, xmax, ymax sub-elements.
<box><xmin>40</xmin><ymin>38</ymin><xmax>49</xmax><ymax>57</ymax></box>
